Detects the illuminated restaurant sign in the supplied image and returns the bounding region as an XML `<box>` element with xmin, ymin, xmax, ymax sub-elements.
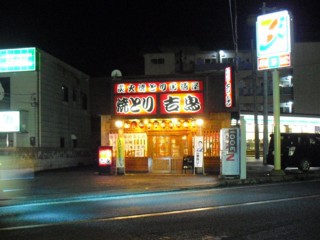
<box><xmin>115</xmin><ymin>94</ymin><xmax>157</xmax><ymax>115</ymax></box>
<box><xmin>114</xmin><ymin>80</ymin><xmax>204</xmax><ymax>116</ymax></box>
<box><xmin>225</xmin><ymin>67</ymin><xmax>233</xmax><ymax>108</ymax></box>
<box><xmin>98</xmin><ymin>146</ymin><xmax>113</xmax><ymax>166</ymax></box>
<box><xmin>114</xmin><ymin>80</ymin><xmax>203</xmax><ymax>94</ymax></box>
<box><xmin>160</xmin><ymin>93</ymin><xmax>203</xmax><ymax>114</ymax></box>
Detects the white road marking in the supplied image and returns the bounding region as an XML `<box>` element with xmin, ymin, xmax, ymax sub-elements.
<box><xmin>1</xmin><ymin>193</ymin><xmax>320</xmax><ymax>231</ymax></box>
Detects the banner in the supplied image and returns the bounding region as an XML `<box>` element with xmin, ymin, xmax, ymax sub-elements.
<box><xmin>194</xmin><ymin>136</ymin><xmax>204</xmax><ymax>167</ymax></box>
<box><xmin>117</xmin><ymin>137</ymin><xmax>125</xmax><ymax>168</ymax></box>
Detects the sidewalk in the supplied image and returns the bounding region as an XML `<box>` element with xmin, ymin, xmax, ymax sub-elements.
<box><xmin>1</xmin><ymin>159</ymin><xmax>320</xmax><ymax>206</ymax></box>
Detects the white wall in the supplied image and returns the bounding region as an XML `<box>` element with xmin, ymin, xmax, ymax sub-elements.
<box><xmin>292</xmin><ymin>42</ymin><xmax>320</xmax><ymax>115</ymax></box>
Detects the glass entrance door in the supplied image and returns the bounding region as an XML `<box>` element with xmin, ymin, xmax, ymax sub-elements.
<box><xmin>150</xmin><ymin>134</ymin><xmax>188</xmax><ymax>173</ymax></box>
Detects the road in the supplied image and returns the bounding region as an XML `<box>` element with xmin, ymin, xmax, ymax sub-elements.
<box><xmin>1</xmin><ymin>180</ymin><xmax>320</xmax><ymax>240</ymax></box>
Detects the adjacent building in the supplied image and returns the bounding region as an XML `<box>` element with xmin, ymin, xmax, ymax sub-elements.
<box><xmin>0</xmin><ymin>47</ymin><xmax>92</xmax><ymax>171</ymax></box>
<box><xmin>142</xmin><ymin>42</ymin><xmax>320</xmax><ymax>153</ymax></box>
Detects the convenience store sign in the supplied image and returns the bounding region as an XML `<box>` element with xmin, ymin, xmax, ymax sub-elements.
<box><xmin>0</xmin><ymin>47</ymin><xmax>37</xmax><ymax>72</ymax></box>
<box><xmin>256</xmin><ymin>10</ymin><xmax>291</xmax><ymax>70</ymax></box>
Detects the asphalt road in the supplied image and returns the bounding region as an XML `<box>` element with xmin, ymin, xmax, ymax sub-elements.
<box><xmin>1</xmin><ymin>180</ymin><xmax>320</xmax><ymax>239</ymax></box>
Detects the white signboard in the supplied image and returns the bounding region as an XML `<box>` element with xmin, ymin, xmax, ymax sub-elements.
<box><xmin>194</xmin><ymin>136</ymin><xmax>203</xmax><ymax>167</ymax></box>
<box><xmin>220</xmin><ymin>128</ymin><xmax>240</xmax><ymax>176</ymax></box>
<box><xmin>0</xmin><ymin>111</ymin><xmax>20</xmax><ymax>132</ymax></box>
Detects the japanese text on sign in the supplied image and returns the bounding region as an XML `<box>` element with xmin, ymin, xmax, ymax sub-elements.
<box><xmin>114</xmin><ymin>80</ymin><xmax>202</xmax><ymax>94</ymax></box>
<box><xmin>115</xmin><ymin>94</ymin><xmax>157</xmax><ymax>115</ymax></box>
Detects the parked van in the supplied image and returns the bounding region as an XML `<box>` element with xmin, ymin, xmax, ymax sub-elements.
<box><xmin>266</xmin><ymin>133</ymin><xmax>320</xmax><ymax>172</ymax></box>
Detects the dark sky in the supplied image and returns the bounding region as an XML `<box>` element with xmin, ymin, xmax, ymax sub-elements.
<box><xmin>1</xmin><ymin>0</ymin><xmax>319</xmax><ymax>77</ymax></box>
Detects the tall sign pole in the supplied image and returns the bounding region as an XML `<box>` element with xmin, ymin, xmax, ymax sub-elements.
<box><xmin>262</xmin><ymin>3</ymin><xmax>269</xmax><ymax>165</ymax></box>
<box><xmin>256</xmin><ymin>10</ymin><xmax>292</xmax><ymax>175</ymax></box>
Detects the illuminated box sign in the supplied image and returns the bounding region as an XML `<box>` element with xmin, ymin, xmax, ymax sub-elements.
<box><xmin>98</xmin><ymin>146</ymin><xmax>113</xmax><ymax>166</ymax></box>
<box><xmin>0</xmin><ymin>111</ymin><xmax>20</xmax><ymax>132</ymax></box>
<box><xmin>160</xmin><ymin>93</ymin><xmax>203</xmax><ymax>114</ymax></box>
<box><xmin>256</xmin><ymin>10</ymin><xmax>292</xmax><ymax>70</ymax></box>
<box><xmin>225</xmin><ymin>67</ymin><xmax>233</xmax><ymax>108</ymax></box>
<box><xmin>114</xmin><ymin>80</ymin><xmax>203</xmax><ymax>94</ymax></box>
<box><xmin>115</xmin><ymin>94</ymin><xmax>157</xmax><ymax>115</ymax></box>
<box><xmin>0</xmin><ymin>47</ymin><xmax>37</xmax><ymax>72</ymax></box>
<box><xmin>114</xmin><ymin>80</ymin><xmax>204</xmax><ymax>116</ymax></box>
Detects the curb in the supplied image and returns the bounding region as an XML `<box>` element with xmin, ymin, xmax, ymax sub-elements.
<box><xmin>216</xmin><ymin>173</ymin><xmax>320</xmax><ymax>187</ymax></box>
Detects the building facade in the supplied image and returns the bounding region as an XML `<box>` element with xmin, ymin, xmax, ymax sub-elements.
<box><xmin>0</xmin><ymin>47</ymin><xmax>92</xmax><ymax>171</ymax></box>
<box><xmin>99</xmin><ymin>73</ymin><xmax>235</xmax><ymax>174</ymax></box>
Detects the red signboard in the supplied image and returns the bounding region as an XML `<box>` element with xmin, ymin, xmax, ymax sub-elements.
<box><xmin>115</xmin><ymin>94</ymin><xmax>157</xmax><ymax>115</ymax></box>
<box><xmin>114</xmin><ymin>80</ymin><xmax>203</xmax><ymax>94</ymax></box>
<box><xmin>160</xmin><ymin>93</ymin><xmax>204</xmax><ymax>114</ymax></box>
<box><xmin>98</xmin><ymin>146</ymin><xmax>112</xmax><ymax>166</ymax></box>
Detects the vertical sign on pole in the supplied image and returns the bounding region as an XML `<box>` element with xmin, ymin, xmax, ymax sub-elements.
<box><xmin>225</xmin><ymin>66</ymin><xmax>233</xmax><ymax>108</ymax></box>
<box><xmin>257</xmin><ymin>10</ymin><xmax>292</xmax><ymax>174</ymax></box>
<box><xmin>256</xmin><ymin>10</ymin><xmax>292</xmax><ymax>70</ymax></box>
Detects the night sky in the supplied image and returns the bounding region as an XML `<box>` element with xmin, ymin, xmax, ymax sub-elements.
<box><xmin>1</xmin><ymin>0</ymin><xmax>319</xmax><ymax>77</ymax></box>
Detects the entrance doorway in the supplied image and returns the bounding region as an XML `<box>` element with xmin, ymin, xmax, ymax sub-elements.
<box><xmin>150</xmin><ymin>134</ymin><xmax>189</xmax><ymax>173</ymax></box>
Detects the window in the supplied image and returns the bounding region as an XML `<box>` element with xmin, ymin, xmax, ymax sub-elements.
<box><xmin>72</xmin><ymin>88</ymin><xmax>78</xmax><ymax>102</ymax></box>
<box><xmin>204</xmin><ymin>58</ymin><xmax>217</xmax><ymax>64</ymax></box>
<box><xmin>151</xmin><ymin>58</ymin><xmax>165</xmax><ymax>64</ymax></box>
<box><xmin>60</xmin><ymin>137</ymin><xmax>65</xmax><ymax>148</ymax></box>
<box><xmin>72</xmin><ymin>139</ymin><xmax>77</xmax><ymax>148</ymax></box>
<box><xmin>221</xmin><ymin>58</ymin><xmax>234</xmax><ymax>64</ymax></box>
<box><xmin>62</xmin><ymin>85</ymin><xmax>69</xmax><ymax>102</ymax></box>
<box><xmin>81</xmin><ymin>92</ymin><xmax>87</xmax><ymax>110</ymax></box>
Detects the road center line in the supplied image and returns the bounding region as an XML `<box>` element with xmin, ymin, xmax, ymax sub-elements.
<box><xmin>1</xmin><ymin>193</ymin><xmax>320</xmax><ymax>232</ymax></box>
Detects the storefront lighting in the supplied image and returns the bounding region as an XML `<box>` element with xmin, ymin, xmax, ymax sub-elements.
<box><xmin>196</xmin><ymin>119</ymin><xmax>204</xmax><ymax>126</ymax></box>
<box><xmin>183</xmin><ymin>121</ymin><xmax>189</xmax><ymax>128</ymax></box>
<box><xmin>154</xmin><ymin>121</ymin><xmax>159</xmax><ymax>128</ymax></box>
<box><xmin>130</xmin><ymin>121</ymin><xmax>137</xmax><ymax>129</ymax></box>
<box><xmin>124</xmin><ymin>122</ymin><xmax>130</xmax><ymax>128</ymax></box>
<box><xmin>139</xmin><ymin>121</ymin><xmax>144</xmax><ymax>128</ymax></box>
<box><xmin>161</xmin><ymin>121</ymin><xmax>166</xmax><ymax>128</ymax></box>
<box><xmin>172</xmin><ymin>118</ymin><xmax>178</xmax><ymax>125</ymax></box>
<box><xmin>115</xmin><ymin>120</ymin><xmax>123</xmax><ymax>128</ymax></box>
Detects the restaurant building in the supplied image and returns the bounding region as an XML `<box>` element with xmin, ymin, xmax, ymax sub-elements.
<box><xmin>100</xmin><ymin>70</ymin><xmax>237</xmax><ymax>174</ymax></box>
